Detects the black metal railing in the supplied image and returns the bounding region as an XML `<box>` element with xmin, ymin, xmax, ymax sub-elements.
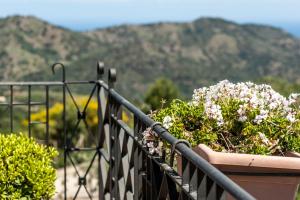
<box><xmin>103</xmin><ymin>69</ymin><xmax>255</xmax><ymax>200</ymax></box>
<box><xmin>0</xmin><ymin>62</ymin><xmax>255</xmax><ymax>200</ymax></box>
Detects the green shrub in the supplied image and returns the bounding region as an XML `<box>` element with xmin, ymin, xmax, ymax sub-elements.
<box><xmin>0</xmin><ymin>134</ymin><xmax>58</xmax><ymax>199</ymax></box>
<box><xmin>144</xmin><ymin>78</ymin><xmax>180</xmax><ymax>111</ymax></box>
<box><xmin>151</xmin><ymin>80</ymin><xmax>300</xmax><ymax>155</ymax></box>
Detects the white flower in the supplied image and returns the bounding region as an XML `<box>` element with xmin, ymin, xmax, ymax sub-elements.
<box><xmin>238</xmin><ymin>115</ymin><xmax>247</xmax><ymax>122</ymax></box>
<box><xmin>286</xmin><ymin>113</ymin><xmax>296</xmax><ymax>123</ymax></box>
<box><xmin>289</xmin><ymin>93</ymin><xmax>299</xmax><ymax>100</ymax></box>
<box><xmin>237</xmin><ymin>104</ymin><xmax>248</xmax><ymax>122</ymax></box>
<box><xmin>253</xmin><ymin>109</ymin><xmax>268</xmax><ymax>124</ymax></box>
<box><xmin>268</xmin><ymin>102</ymin><xmax>278</xmax><ymax>110</ymax></box>
<box><xmin>237</xmin><ymin>104</ymin><xmax>247</xmax><ymax>114</ymax></box>
<box><xmin>249</xmin><ymin>94</ymin><xmax>259</xmax><ymax>108</ymax></box>
<box><xmin>258</xmin><ymin>132</ymin><xmax>270</xmax><ymax>146</ymax></box>
<box><xmin>163</xmin><ymin>116</ymin><xmax>173</xmax><ymax>129</ymax></box>
<box><xmin>288</xmin><ymin>93</ymin><xmax>300</xmax><ymax>104</ymax></box>
<box><xmin>147</xmin><ymin>141</ymin><xmax>154</xmax><ymax>148</ymax></box>
<box><xmin>204</xmin><ymin>101</ymin><xmax>224</xmax><ymax>126</ymax></box>
<box><xmin>217</xmin><ymin>119</ymin><xmax>224</xmax><ymax>126</ymax></box>
<box><xmin>191</xmin><ymin>80</ymin><xmax>298</xmax><ymax>126</ymax></box>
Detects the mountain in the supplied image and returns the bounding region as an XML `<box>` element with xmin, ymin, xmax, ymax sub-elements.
<box><xmin>1</xmin><ymin>15</ymin><xmax>300</xmax><ymax>101</ymax></box>
<box><xmin>0</xmin><ymin>16</ymin><xmax>100</xmax><ymax>81</ymax></box>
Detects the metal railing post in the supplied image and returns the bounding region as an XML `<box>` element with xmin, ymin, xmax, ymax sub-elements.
<box><xmin>108</xmin><ymin>68</ymin><xmax>118</xmax><ymax>200</ymax></box>
<box><xmin>45</xmin><ymin>85</ymin><xmax>49</xmax><ymax>145</ymax></box>
<box><xmin>52</xmin><ymin>63</ymin><xmax>67</xmax><ymax>200</ymax></box>
<box><xmin>28</xmin><ymin>85</ymin><xmax>31</xmax><ymax>137</ymax></box>
<box><xmin>0</xmin><ymin>61</ymin><xmax>255</xmax><ymax>200</ymax></box>
<box><xmin>97</xmin><ymin>61</ymin><xmax>105</xmax><ymax>199</ymax></box>
<box><xmin>10</xmin><ymin>85</ymin><xmax>13</xmax><ymax>132</ymax></box>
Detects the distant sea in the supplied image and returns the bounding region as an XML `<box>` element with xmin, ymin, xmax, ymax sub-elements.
<box><xmin>273</xmin><ymin>23</ymin><xmax>300</xmax><ymax>37</ymax></box>
<box><xmin>61</xmin><ymin>21</ymin><xmax>300</xmax><ymax>38</ymax></box>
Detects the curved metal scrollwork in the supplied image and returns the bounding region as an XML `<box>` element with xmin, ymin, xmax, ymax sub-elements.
<box><xmin>52</xmin><ymin>62</ymin><xmax>66</xmax><ymax>82</ymax></box>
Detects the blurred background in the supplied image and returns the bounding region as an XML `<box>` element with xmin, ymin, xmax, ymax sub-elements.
<box><xmin>1</xmin><ymin>0</ymin><xmax>300</xmax><ymax>199</ymax></box>
<box><xmin>1</xmin><ymin>0</ymin><xmax>300</xmax><ymax>106</ymax></box>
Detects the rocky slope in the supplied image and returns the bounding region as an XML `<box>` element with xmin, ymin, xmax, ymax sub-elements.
<box><xmin>1</xmin><ymin>16</ymin><xmax>300</xmax><ymax>100</ymax></box>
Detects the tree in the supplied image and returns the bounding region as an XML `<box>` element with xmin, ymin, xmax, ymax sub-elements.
<box><xmin>144</xmin><ymin>78</ymin><xmax>180</xmax><ymax>111</ymax></box>
<box><xmin>23</xmin><ymin>97</ymin><xmax>98</xmax><ymax>148</ymax></box>
<box><xmin>256</xmin><ymin>76</ymin><xmax>300</xmax><ymax>97</ymax></box>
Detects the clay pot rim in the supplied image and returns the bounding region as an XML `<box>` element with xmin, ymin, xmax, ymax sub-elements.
<box><xmin>193</xmin><ymin>144</ymin><xmax>300</xmax><ymax>173</ymax></box>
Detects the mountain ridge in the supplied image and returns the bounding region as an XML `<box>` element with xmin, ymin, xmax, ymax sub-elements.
<box><xmin>1</xmin><ymin>15</ymin><xmax>300</xmax><ymax>100</ymax></box>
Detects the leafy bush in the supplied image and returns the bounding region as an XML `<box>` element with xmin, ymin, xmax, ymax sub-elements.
<box><xmin>152</xmin><ymin>80</ymin><xmax>300</xmax><ymax>155</ymax></box>
<box><xmin>144</xmin><ymin>78</ymin><xmax>180</xmax><ymax>111</ymax></box>
<box><xmin>23</xmin><ymin>97</ymin><xmax>98</xmax><ymax>148</ymax></box>
<box><xmin>0</xmin><ymin>134</ymin><xmax>58</xmax><ymax>199</ymax></box>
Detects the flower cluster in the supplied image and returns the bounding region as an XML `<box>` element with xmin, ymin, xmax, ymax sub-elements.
<box><xmin>163</xmin><ymin>116</ymin><xmax>173</xmax><ymax>129</ymax></box>
<box><xmin>192</xmin><ymin>80</ymin><xmax>298</xmax><ymax>125</ymax></box>
<box><xmin>141</xmin><ymin>127</ymin><xmax>162</xmax><ymax>155</ymax></box>
<box><xmin>153</xmin><ymin>80</ymin><xmax>300</xmax><ymax>155</ymax></box>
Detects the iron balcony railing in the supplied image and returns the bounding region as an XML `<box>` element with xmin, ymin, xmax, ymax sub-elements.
<box><xmin>0</xmin><ymin>62</ymin><xmax>255</xmax><ymax>200</ymax></box>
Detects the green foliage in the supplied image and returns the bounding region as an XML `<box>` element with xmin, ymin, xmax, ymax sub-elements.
<box><xmin>153</xmin><ymin>100</ymin><xmax>220</xmax><ymax>148</ymax></box>
<box><xmin>154</xmin><ymin>99</ymin><xmax>300</xmax><ymax>154</ymax></box>
<box><xmin>0</xmin><ymin>134</ymin><xmax>58</xmax><ymax>199</ymax></box>
<box><xmin>22</xmin><ymin>95</ymin><xmax>133</xmax><ymax>168</ymax></box>
<box><xmin>144</xmin><ymin>78</ymin><xmax>180</xmax><ymax>111</ymax></box>
<box><xmin>152</xmin><ymin>81</ymin><xmax>300</xmax><ymax>155</ymax></box>
<box><xmin>256</xmin><ymin>76</ymin><xmax>300</xmax><ymax>97</ymax></box>
<box><xmin>23</xmin><ymin>97</ymin><xmax>98</xmax><ymax>148</ymax></box>
<box><xmin>3</xmin><ymin>16</ymin><xmax>300</xmax><ymax>101</ymax></box>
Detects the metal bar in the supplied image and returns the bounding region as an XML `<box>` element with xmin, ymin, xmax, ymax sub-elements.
<box><xmin>83</xmin><ymin>185</ymin><xmax>93</xmax><ymax>200</ymax></box>
<box><xmin>10</xmin><ymin>85</ymin><xmax>13</xmax><ymax>132</ymax></box>
<box><xmin>45</xmin><ymin>85</ymin><xmax>49</xmax><ymax>145</ymax></box>
<box><xmin>99</xmin><ymin>148</ymin><xmax>110</xmax><ymax>162</ymax></box>
<box><xmin>133</xmin><ymin>117</ymin><xmax>146</xmax><ymax>200</ymax></box>
<box><xmin>146</xmin><ymin>155</ymin><xmax>151</xmax><ymax>199</ymax></box>
<box><xmin>65</xmin><ymin>80</ymin><xmax>97</xmax><ymax>84</ymax></box>
<box><xmin>31</xmin><ymin>102</ymin><xmax>46</xmax><ymax>105</ymax></box>
<box><xmin>108</xmin><ymin>74</ymin><xmax>115</xmax><ymax>200</ymax></box>
<box><xmin>115</xmin><ymin>103</ymin><xmax>122</xmax><ymax>200</ymax></box>
<box><xmin>132</xmin><ymin>145</ymin><xmax>214</xmax><ymax>200</ymax></box>
<box><xmin>132</xmin><ymin>141</ymin><xmax>201</xmax><ymax>198</ymax></box>
<box><xmin>83</xmin><ymin>151</ymin><xmax>98</xmax><ymax>178</ymax></box>
<box><xmin>111</xmin><ymin>99</ymin><xmax>121</xmax><ymax>199</ymax></box>
<box><xmin>97</xmin><ymin>81</ymin><xmax>104</xmax><ymax>200</ymax></box>
<box><xmin>110</xmin><ymin>116</ymin><xmax>134</xmax><ymax>138</ymax></box>
<box><xmin>97</xmin><ymin>80</ymin><xmax>109</xmax><ymax>91</ymax></box>
<box><xmin>29</xmin><ymin>121</ymin><xmax>46</xmax><ymax>124</ymax></box>
<box><xmin>67</xmin><ymin>147</ymin><xmax>98</xmax><ymax>151</ymax></box>
<box><xmin>98</xmin><ymin>85</ymin><xmax>110</xmax><ymax>160</ymax></box>
<box><xmin>65</xmin><ymin>84</ymin><xmax>80</xmax><ymax>112</ymax></box>
<box><xmin>109</xmin><ymin>88</ymin><xmax>255</xmax><ymax>200</ymax></box>
<box><xmin>0</xmin><ymin>102</ymin><xmax>46</xmax><ymax>106</ymax></box>
<box><xmin>73</xmin><ymin>185</ymin><xmax>82</xmax><ymax>200</ymax></box>
<box><xmin>82</xmin><ymin>84</ymin><xmax>97</xmax><ymax>112</ymax></box>
<box><xmin>68</xmin><ymin>119</ymin><xmax>82</xmax><ymax>147</ymax></box>
<box><xmin>0</xmin><ymin>81</ymin><xmax>63</xmax><ymax>86</ymax></box>
<box><xmin>82</xmin><ymin>119</ymin><xmax>95</xmax><ymax>145</ymax></box>
<box><xmin>0</xmin><ymin>65</ymin><xmax>257</xmax><ymax>200</ymax></box>
<box><xmin>28</xmin><ymin>85</ymin><xmax>31</xmax><ymax>137</ymax></box>
<box><xmin>67</xmin><ymin>152</ymin><xmax>81</xmax><ymax>178</ymax></box>
<box><xmin>63</xmin><ymin>81</ymin><xmax>67</xmax><ymax>200</ymax></box>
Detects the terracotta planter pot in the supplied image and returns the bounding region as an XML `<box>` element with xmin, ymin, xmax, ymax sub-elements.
<box><xmin>177</xmin><ymin>144</ymin><xmax>300</xmax><ymax>200</ymax></box>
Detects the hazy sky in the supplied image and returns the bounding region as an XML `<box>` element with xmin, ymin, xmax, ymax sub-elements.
<box><xmin>1</xmin><ymin>0</ymin><xmax>300</xmax><ymax>35</ymax></box>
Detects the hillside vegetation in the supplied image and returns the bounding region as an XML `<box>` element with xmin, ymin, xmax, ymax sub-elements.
<box><xmin>1</xmin><ymin>16</ymin><xmax>300</xmax><ymax>101</ymax></box>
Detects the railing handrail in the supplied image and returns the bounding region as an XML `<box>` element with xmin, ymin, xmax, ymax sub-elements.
<box><xmin>0</xmin><ymin>80</ymin><xmax>99</xmax><ymax>86</ymax></box>
<box><xmin>0</xmin><ymin>81</ymin><xmax>63</xmax><ymax>86</ymax></box>
<box><xmin>0</xmin><ymin>65</ymin><xmax>255</xmax><ymax>199</ymax></box>
<box><xmin>107</xmin><ymin>84</ymin><xmax>255</xmax><ymax>200</ymax></box>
